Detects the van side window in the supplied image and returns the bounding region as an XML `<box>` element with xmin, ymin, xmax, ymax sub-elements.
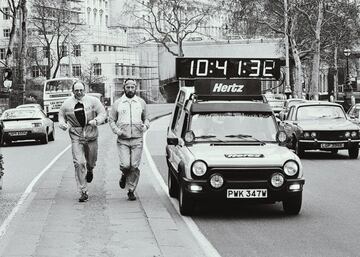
<box><xmin>171</xmin><ymin>105</ymin><xmax>183</xmax><ymax>131</ymax></box>
<box><xmin>173</xmin><ymin>108</ymin><xmax>183</xmax><ymax>135</ymax></box>
<box><xmin>181</xmin><ymin>113</ymin><xmax>189</xmax><ymax>138</ymax></box>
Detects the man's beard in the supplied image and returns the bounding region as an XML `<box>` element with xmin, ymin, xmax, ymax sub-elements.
<box><xmin>125</xmin><ymin>91</ymin><xmax>135</xmax><ymax>98</ymax></box>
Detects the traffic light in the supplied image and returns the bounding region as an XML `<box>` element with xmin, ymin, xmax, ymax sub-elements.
<box><xmin>3</xmin><ymin>68</ymin><xmax>12</xmax><ymax>81</ymax></box>
<box><xmin>2</xmin><ymin>68</ymin><xmax>13</xmax><ymax>89</ymax></box>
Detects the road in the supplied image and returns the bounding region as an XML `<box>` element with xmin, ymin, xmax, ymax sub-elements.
<box><xmin>0</xmin><ymin>126</ymin><xmax>70</xmax><ymax>225</ymax></box>
<box><xmin>2</xmin><ymin>107</ymin><xmax>360</xmax><ymax>257</ymax></box>
<box><xmin>146</xmin><ymin>115</ymin><xmax>360</xmax><ymax>257</ymax></box>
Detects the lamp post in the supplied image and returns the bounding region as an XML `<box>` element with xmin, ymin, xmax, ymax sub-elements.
<box><xmin>283</xmin><ymin>0</ymin><xmax>291</xmax><ymax>98</ymax></box>
<box><xmin>344</xmin><ymin>48</ymin><xmax>351</xmax><ymax>84</ymax></box>
<box><xmin>343</xmin><ymin>48</ymin><xmax>352</xmax><ymax>111</ymax></box>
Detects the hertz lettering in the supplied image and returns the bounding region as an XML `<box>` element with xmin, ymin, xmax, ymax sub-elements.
<box><xmin>225</xmin><ymin>154</ymin><xmax>264</xmax><ymax>158</ymax></box>
<box><xmin>212</xmin><ymin>83</ymin><xmax>245</xmax><ymax>93</ymax></box>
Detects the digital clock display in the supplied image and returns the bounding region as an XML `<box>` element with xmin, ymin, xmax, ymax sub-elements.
<box><xmin>176</xmin><ymin>58</ymin><xmax>282</xmax><ymax>79</ymax></box>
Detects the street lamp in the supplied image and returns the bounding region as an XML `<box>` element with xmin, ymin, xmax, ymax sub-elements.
<box><xmin>343</xmin><ymin>48</ymin><xmax>353</xmax><ymax>111</ymax></box>
<box><xmin>344</xmin><ymin>48</ymin><xmax>351</xmax><ymax>86</ymax></box>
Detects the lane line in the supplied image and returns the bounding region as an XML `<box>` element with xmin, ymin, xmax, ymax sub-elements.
<box><xmin>143</xmin><ymin>119</ymin><xmax>222</xmax><ymax>257</ymax></box>
<box><xmin>0</xmin><ymin>145</ymin><xmax>71</xmax><ymax>239</ymax></box>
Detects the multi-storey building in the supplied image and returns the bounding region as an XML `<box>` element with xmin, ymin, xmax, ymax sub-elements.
<box><xmin>0</xmin><ymin>0</ymin><xmax>161</xmax><ymax>105</ymax></box>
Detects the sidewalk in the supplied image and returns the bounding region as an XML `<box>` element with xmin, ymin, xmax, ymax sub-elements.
<box><xmin>0</xmin><ymin>104</ymin><xmax>209</xmax><ymax>257</ymax></box>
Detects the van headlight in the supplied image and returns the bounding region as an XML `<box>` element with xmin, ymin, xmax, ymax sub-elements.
<box><xmin>283</xmin><ymin>160</ymin><xmax>299</xmax><ymax>176</ymax></box>
<box><xmin>191</xmin><ymin>160</ymin><xmax>207</xmax><ymax>177</ymax></box>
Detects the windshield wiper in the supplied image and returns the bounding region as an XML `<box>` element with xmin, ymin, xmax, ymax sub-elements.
<box><xmin>195</xmin><ymin>135</ymin><xmax>223</xmax><ymax>142</ymax></box>
<box><xmin>196</xmin><ymin>135</ymin><xmax>217</xmax><ymax>139</ymax></box>
<box><xmin>225</xmin><ymin>134</ymin><xmax>265</xmax><ymax>144</ymax></box>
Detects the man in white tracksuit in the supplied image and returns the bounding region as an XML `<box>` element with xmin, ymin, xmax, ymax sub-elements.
<box><xmin>59</xmin><ymin>81</ymin><xmax>107</xmax><ymax>202</ymax></box>
<box><xmin>109</xmin><ymin>79</ymin><xmax>150</xmax><ymax>201</ymax></box>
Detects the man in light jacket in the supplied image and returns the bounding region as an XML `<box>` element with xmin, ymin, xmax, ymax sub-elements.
<box><xmin>109</xmin><ymin>79</ymin><xmax>150</xmax><ymax>201</ymax></box>
<box><xmin>59</xmin><ymin>81</ymin><xmax>107</xmax><ymax>202</ymax></box>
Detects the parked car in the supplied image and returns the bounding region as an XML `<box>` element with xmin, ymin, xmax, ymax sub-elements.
<box><xmin>263</xmin><ymin>93</ymin><xmax>286</xmax><ymax>117</ymax></box>
<box><xmin>347</xmin><ymin>103</ymin><xmax>360</xmax><ymax>126</ymax></box>
<box><xmin>0</xmin><ymin>119</ymin><xmax>3</xmax><ymax>145</ymax></box>
<box><xmin>281</xmin><ymin>101</ymin><xmax>360</xmax><ymax>158</ymax></box>
<box><xmin>16</xmin><ymin>103</ymin><xmax>43</xmax><ymax>110</ymax></box>
<box><xmin>279</xmin><ymin>98</ymin><xmax>307</xmax><ymax>121</ymax></box>
<box><xmin>0</xmin><ymin>108</ymin><xmax>55</xmax><ymax>145</ymax></box>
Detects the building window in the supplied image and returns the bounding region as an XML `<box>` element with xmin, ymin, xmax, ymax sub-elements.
<box><xmin>3</xmin><ymin>29</ymin><xmax>10</xmax><ymax>37</ymax></box>
<box><xmin>3</xmin><ymin>7</ymin><xmax>10</xmax><ymax>20</ymax></box>
<box><xmin>0</xmin><ymin>48</ymin><xmax>5</xmax><ymax>59</ymax></box>
<box><xmin>60</xmin><ymin>64</ymin><xmax>70</xmax><ymax>76</ymax></box>
<box><xmin>43</xmin><ymin>46</ymin><xmax>50</xmax><ymax>58</ymax></box>
<box><xmin>72</xmin><ymin>64</ymin><xmax>81</xmax><ymax>76</ymax></box>
<box><xmin>132</xmin><ymin>64</ymin><xmax>136</xmax><ymax>76</ymax></box>
<box><xmin>28</xmin><ymin>47</ymin><xmax>37</xmax><ymax>58</ymax></box>
<box><xmin>32</xmin><ymin>66</ymin><xmax>42</xmax><ymax>77</ymax></box>
<box><xmin>103</xmin><ymin>45</ymin><xmax>107</xmax><ymax>51</ymax></box>
<box><xmin>93</xmin><ymin>63</ymin><xmax>101</xmax><ymax>75</ymax></box>
<box><xmin>93</xmin><ymin>44</ymin><xmax>97</xmax><ymax>52</ymax></box>
<box><xmin>74</xmin><ymin>45</ymin><xmax>81</xmax><ymax>56</ymax></box>
<box><xmin>62</xmin><ymin>45</ymin><xmax>68</xmax><ymax>56</ymax></box>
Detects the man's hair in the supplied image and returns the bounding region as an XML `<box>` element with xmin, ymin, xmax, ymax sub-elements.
<box><xmin>124</xmin><ymin>78</ymin><xmax>136</xmax><ymax>87</ymax></box>
<box><xmin>72</xmin><ymin>80</ymin><xmax>86</xmax><ymax>91</ymax></box>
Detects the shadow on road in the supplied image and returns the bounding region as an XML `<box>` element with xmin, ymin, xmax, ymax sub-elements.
<box><xmin>190</xmin><ymin>200</ymin><xmax>299</xmax><ymax>220</ymax></box>
<box><xmin>2</xmin><ymin>140</ymin><xmax>44</xmax><ymax>147</ymax></box>
<box><xmin>299</xmin><ymin>151</ymin><xmax>352</xmax><ymax>160</ymax></box>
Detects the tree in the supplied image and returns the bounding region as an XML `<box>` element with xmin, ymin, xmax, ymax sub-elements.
<box><xmin>0</xmin><ymin>0</ymin><xmax>19</xmax><ymax>66</ymax></box>
<box><xmin>232</xmin><ymin>0</ymin><xmax>360</xmax><ymax>99</ymax></box>
<box><xmin>220</xmin><ymin>0</ymin><xmax>264</xmax><ymax>39</ymax></box>
<box><xmin>0</xmin><ymin>0</ymin><xmax>28</xmax><ymax>107</ymax></box>
<box><xmin>80</xmin><ymin>62</ymin><xmax>106</xmax><ymax>86</ymax></box>
<box><xmin>28</xmin><ymin>0</ymin><xmax>81</xmax><ymax>79</ymax></box>
<box><xmin>124</xmin><ymin>0</ymin><xmax>218</xmax><ymax>57</ymax></box>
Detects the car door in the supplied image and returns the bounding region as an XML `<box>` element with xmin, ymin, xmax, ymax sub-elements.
<box><xmin>167</xmin><ymin>104</ymin><xmax>185</xmax><ymax>173</ymax></box>
<box><xmin>282</xmin><ymin>105</ymin><xmax>298</xmax><ymax>138</ymax></box>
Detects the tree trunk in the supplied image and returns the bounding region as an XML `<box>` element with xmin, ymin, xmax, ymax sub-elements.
<box><xmin>309</xmin><ymin>0</ymin><xmax>324</xmax><ymax>100</ymax></box>
<box><xmin>5</xmin><ymin>10</ymin><xmax>17</xmax><ymax>66</ymax></box>
<box><xmin>290</xmin><ymin>38</ymin><xmax>303</xmax><ymax>99</ymax></box>
<box><xmin>12</xmin><ymin>0</ymin><xmax>27</xmax><ymax>107</ymax></box>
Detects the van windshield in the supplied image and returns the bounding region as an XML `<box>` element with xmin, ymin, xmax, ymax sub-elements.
<box><xmin>45</xmin><ymin>80</ymin><xmax>74</xmax><ymax>92</ymax></box>
<box><xmin>189</xmin><ymin>112</ymin><xmax>277</xmax><ymax>142</ymax></box>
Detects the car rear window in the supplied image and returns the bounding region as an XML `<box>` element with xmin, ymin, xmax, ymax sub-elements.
<box><xmin>1</xmin><ymin>109</ymin><xmax>40</xmax><ymax>120</ymax></box>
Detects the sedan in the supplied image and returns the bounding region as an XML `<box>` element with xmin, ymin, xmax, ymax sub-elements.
<box><xmin>0</xmin><ymin>108</ymin><xmax>55</xmax><ymax>145</ymax></box>
<box><xmin>282</xmin><ymin>101</ymin><xmax>360</xmax><ymax>158</ymax></box>
<box><xmin>16</xmin><ymin>103</ymin><xmax>43</xmax><ymax>110</ymax></box>
<box><xmin>347</xmin><ymin>103</ymin><xmax>360</xmax><ymax>126</ymax></box>
<box><xmin>279</xmin><ymin>98</ymin><xmax>307</xmax><ymax>120</ymax></box>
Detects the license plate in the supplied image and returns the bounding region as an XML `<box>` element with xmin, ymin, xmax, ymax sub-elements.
<box><xmin>320</xmin><ymin>143</ymin><xmax>344</xmax><ymax>149</ymax></box>
<box><xmin>227</xmin><ymin>189</ymin><xmax>267</xmax><ymax>199</ymax></box>
<box><xmin>9</xmin><ymin>131</ymin><xmax>27</xmax><ymax>136</ymax></box>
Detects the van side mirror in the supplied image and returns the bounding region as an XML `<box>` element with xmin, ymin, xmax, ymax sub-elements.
<box><xmin>167</xmin><ymin>137</ymin><xmax>179</xmax><ymax>145</ymax></box>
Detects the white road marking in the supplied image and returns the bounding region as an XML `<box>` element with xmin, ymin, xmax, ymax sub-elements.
<box><xmin>0</xmin><ymin>145</ymin><xmax>71</xmax><ymax>239</ymax></box>
<box><xmin>143</xmin><ymin>120</ymin><xmax>222</xmax><ymax>257</ymax></box>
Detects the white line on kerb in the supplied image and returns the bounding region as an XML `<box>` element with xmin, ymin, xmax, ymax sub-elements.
<box><xmin>0</xmin><ymin>145</ymin><xmax>71</xmax><ymax>239</ymax></box>
<box><xmin>144</xmin><ymin>123</ymin><xmax>222</xmax><ymax>257</ymax></box>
